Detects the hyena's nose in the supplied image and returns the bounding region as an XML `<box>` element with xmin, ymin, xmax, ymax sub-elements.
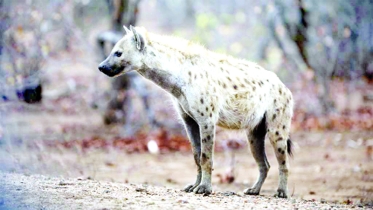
<box><xmin>98</xmin><ymin>64</ymin><xmax>109</xmax><ymax>72</ymax></box>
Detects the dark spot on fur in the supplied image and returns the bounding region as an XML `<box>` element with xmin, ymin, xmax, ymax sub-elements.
<box><xmin>201</xmin><ymin>98</ymin><xmax>204</xmax><ymax>104</ymax></box>
<box><xmin>223</xmin><ymin>83</ymin><xmax>227</xmax><ymax>88</ymax></box>
<box><xmin>202</xmin><ymin>138</ymin><xmax>207</xmax><ymax>143</ymax></box>
<box><xmin>274</xmin><ymin>99</ymin><xmax>277</xmax><ymax>103</ymax></box>
<box><xmin>201</xmin><ymin>153</ymin><xmax>208</xmax><ymax>164</ymax></box>
<box><xmin>233</xmin><ymin>85</ymin><xmax>237</xmax><ymax>89</ymax></box>
<box><xmin>204</xmin><ymin>125</ymin><xmax>208</xmax><ymax>129</ymax></box>
<box><xmin>227</xmin><ymin>76</ymin><xmax>232</xmax><ymax>82</ymax></box>
<box><xmin>253</xmin><ymin>86</ymin><xmax>256</xmax><ymax>91</ymax></box>
<box><xmin>210</xmin><ymin>113</ymin><xmax>212</xmax><ymax>117</ymax></box>
<box><xmin>206</xmin><ymin>107</ymin><xmax>209</xmax><ymax>111</ymax></box>
<box><xmin>244</xmin><ymin>79</ymin><xmax>250</xmax><ymax>85</ymax></box>
<box><xmin>200</xmin><ymin>112</ymin><xmax>204</xmax><ymax>117</ymax></box>
<box><xmin>252</xmin><ymin>81</ymin><xmax>256</xmax><ymax>85</ymax></box>
<box><xmin>240</xmin><ymin>84</ymin><xmax>245</xmax><ymax>88</ymax></box>
<box><xmin>273</xmin><ymin>114</ymin><xmax>276</xmax><ymax>120</ymax></box>
<box><xmin>281</xmin><ymin>150</ymin><xmax>285</xmax><ymax>155</ymax></box>
<box><xmin>194</xmin><ymin>75</ymin><xmax>197</xmax><ymax>80</ymax></box>
<box><xmin>278</xmin><ymin>148</ymin><xmax>282</xmax><ymax>153</ymax></box>
<box><xmin>276</xmin><ymin>131</ymin><xmax>279</xmax><ymax>136</ymax></box>
<box><xmin>188</xmin><ymin>71</ymin><xmax>191</xmax><ymax>76</ymax></box>
<box><xmin>283</xmin><ymin>125</ymin><xmax>286</xmax><ymax>129</ymax></box>
<box><xmin>277</xmin><ymin>137</ymin><xmax>283</xmax><ymax>142</ymax></box>
<box><xmin>279</xmin><ymin>89</ymin><xmax>283</xmax><ymax>95</ymax></box>
<box><xmin>287</xmin><ymin>139</ymin><xmax>293</xmax><ymax>156</ymax></box>
<box><xmin>207</xmin><ymin>135</ymin><xmax>211</xmax><ymax>140</ymax></box>
<box><xmin>282</xmin><ymin>160</ymin><xmax>286</xmax><ymax>165</ymax></box>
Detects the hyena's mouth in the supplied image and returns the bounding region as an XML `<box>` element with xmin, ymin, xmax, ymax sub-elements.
<box><xmin>98</xmin><ymin>65</ymin><xmax>126</xmax><ymax>77</ymax></box>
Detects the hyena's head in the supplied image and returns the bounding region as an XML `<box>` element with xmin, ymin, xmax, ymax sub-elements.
<box><xmin>98</xmin><ymin>25</ymin><xmax>146</xmax><ymax>77</ymax></box>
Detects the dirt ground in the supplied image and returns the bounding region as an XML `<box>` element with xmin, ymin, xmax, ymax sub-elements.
<box><xmin>0</xmin><ymin>172</ymin><xmax>363</xmax><ymax>210</ymax></box>
<box><xmin>0</xmin><ymin>114</ymin><xmax>372</xmax><ymax>209</ymax></box>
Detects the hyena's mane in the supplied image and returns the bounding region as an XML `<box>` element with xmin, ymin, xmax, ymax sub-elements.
<box><xmin>145</xmin><ymin>31</ymin><xmax>260</xmax><ymax>71</ymax></box>
<box><xmin>145</xmin><ymin>31</ymin><xmax>207</xmax><ymax>58</ymax></box>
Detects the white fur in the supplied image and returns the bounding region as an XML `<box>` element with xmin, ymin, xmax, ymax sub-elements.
<box><xmin>106</xmin><ymin>26</ymin><xmax>294</xmax><ymax>197</ymax></box>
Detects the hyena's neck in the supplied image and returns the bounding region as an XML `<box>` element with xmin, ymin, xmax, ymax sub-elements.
<box><xmin>137</xmin><ymin>47</ymin><xmax>186</xmax><ymax>98</ymax></box>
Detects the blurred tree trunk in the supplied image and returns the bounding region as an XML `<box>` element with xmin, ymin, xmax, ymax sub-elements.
<box><xmin>274</xmin><ymin>0</ymin><xmax>336</xmax><ymax>114</ymax></box>
<box><xmin>0</xmin><ymin>0</ymin><xmax>10</xmax><ymax>56</ymax></box>
<box><xmin>0</xmin><ymin>0</ymin><xmax>10</xmax><ymax>100</ymax></box>
<box><xmin>61</xmin><ymin>0</ymin><xmax>74</xmax><ymax>51</ymax></box>
<box><xmin>2</xmin><ymin>1</ymin><xmax>44</xmax><ymax>103</ymax></box>
<box><xmin>100</xmin><ymin>0</ymin><xmax>138</xmax><ymax>125</ymax></box>
<box><xmin>97</xmin><ymin>0</ymin><xmax>140</xmax><ymax>58</ymax></box>
<box><xmin>107</xmin><ymin>0</ymin><xmax>140</xmax><ymax>31</ymax></box>
<box><xmin>274</xmin><ymin>0</ymin><xmax>309</xmax><ymax>69</ymax></box>
<box><xmin>99</xmin><ymin>0</ymin><xmax>157</xmax><ymax>132</ymax></box>
<box><xmin>0</xmin><ymin>0</ymin><xmax>4</xmax><ymax>56</ymax></box>
<box><xmin>292</xmin><ymin>0</ymin><xmax>309</xmax><ymax>68</ymax></box>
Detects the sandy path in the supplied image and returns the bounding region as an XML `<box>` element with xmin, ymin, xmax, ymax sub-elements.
<box><xmin>0</xmin><ymin>172</ymin><xmax>357</xmax><ymax>210</ymax></box>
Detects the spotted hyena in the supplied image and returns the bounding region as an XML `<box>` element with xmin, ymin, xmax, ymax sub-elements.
<box><xmin>98</xmin><ymin>25</ymin><xmax>294</xmax><ymax>198</ymax></box>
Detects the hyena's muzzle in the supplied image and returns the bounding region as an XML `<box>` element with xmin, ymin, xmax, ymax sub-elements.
<box><xmin>98</xmin><ymin>59</ymin><xmax>125</xmax><ymax>77</ymax></box>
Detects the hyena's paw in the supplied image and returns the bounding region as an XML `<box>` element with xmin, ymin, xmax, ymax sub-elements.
<box><xmin>243</xmin><ymin>188</ymin><xmax>260</xmax><ymax>195</ymax></box>
<box><xmin>193</xmin><ymin>184</ymin><xmax>212</xmax><ymax>195</ymax></box>
<box><xmin>274</xmin><ymin>189</ymin><xmax>288</xmax><ymax>198</ymax></box>
<box><xmin>184</xmin><ymin>184</ymin><xmax>198</xmax><ymax>193</ymax></box>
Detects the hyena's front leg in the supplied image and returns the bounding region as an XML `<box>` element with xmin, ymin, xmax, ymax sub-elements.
<box><xmin>194</xmin><ymin>123</ymin><xmax>215</xmax><ymax>195</ymax></box>
<box><xmin>179</xmin><ymin>109</ymin><xmax>202</xmax><ymax>192</ymax></box>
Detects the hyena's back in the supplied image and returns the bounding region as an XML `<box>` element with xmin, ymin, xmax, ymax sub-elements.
<box><xmin>183</xmin><ymin>55</ymin><xmax>293</xmax><ymax>132</ymax></box>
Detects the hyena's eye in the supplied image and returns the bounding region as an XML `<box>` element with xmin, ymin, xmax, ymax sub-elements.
<box><xmin>114</xmin><ymin>51</ymin><xmax>122</xmax><ymax>57</ymax></box>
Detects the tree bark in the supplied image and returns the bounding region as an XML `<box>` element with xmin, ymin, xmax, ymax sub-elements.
<box><xmin>99</xmin><ymin>0</ymin><xmax>153</xmax><ymax>130</ymax></box>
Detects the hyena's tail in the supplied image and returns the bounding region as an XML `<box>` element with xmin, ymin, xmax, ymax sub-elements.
<box><xmin>287</xmin><ymin>138</ymin><xmax>293</xmax><ymax>157</ymax></box>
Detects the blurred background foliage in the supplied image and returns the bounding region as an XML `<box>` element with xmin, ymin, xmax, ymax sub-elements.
<box><xmin>1</xmin><ymin>0</ymin><xmax>373</xmax><ymax>132</ymax></box>
<box><xmin>0</xmin><ymin>0</ymin><xmax>372</xmax><ymax>145</ymax></box>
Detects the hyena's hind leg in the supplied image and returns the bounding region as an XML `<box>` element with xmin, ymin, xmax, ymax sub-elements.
<box><xmin>177</xmin><ymin>106</ymin><xmax>202</xmax><ymax>193</ymax></box>
<box><xmin>244</xmin><ymin>113</ymin><xmax>270</xmax><ymax>195</ymax></box>
<box><xmin>268</xmin><ymin>118</ymin><xmax>293</xmax><ymax>198</ymax></box>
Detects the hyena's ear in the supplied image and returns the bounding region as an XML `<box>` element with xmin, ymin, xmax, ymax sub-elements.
<box><xmin>123</xmin><ymin>25</ymin><xmax>131</xmax><ymax>35</ymax></box>
<box><xmin>130</xmin><ymin>25</ymin><xmax>146</xmax><ymax>52</ymax></box>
